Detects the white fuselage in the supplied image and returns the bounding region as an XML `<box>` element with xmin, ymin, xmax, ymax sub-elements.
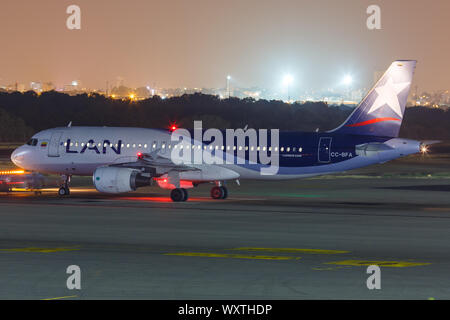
<box><xmin>11</xmin><ymin>126</ymin><xmax>421</xmax><ymax>182</ymax></box>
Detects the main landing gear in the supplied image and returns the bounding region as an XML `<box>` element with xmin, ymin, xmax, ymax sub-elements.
<box><xmin>169</xmin><ymin>184</ymin><xmax>228</xmax><ymax>202</ymax></box>
<box><xmin>210</xmin><ymin>186</ymin><xmax>228</xmax><ymax>200</ymax></box>
<box><xmin>170</xmin><ymin>188</ymin><xmax>188</xmax><ymax>202</ymax></box>
<box><xmin>58</xmin><ymin>175</ymin><xmax>71</xmax><ymax>197</ymax></box>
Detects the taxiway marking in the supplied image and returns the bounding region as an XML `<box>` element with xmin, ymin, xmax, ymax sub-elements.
<box><xmin>0</xmin><ymin>247</ymin><xmax>80</xmax><ymax>253</ymax></box>
<box><xmin>164</xmin><ymin>252</ymin><xmax>301</xmax><ymax>260</ymax></box>
<box><xmin>41</xmin><ymin>295</ymin><xmax>78</xmax><ymax>300</ymax></box>
<box><xmin>233</xmin><ymin>247</ymin><xmax>349</xmax><ymax>254</ymax></box>
<box><xmin>325</xmin><ymin>260</ymin><xmax>431</xmax><ymax>267</ymax></box>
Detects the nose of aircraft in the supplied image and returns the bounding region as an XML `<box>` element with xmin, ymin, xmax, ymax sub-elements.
<box><xmin>11</xmin><ymin>146</ymin><xmax>29</xmax><ymax>168</ymax></box>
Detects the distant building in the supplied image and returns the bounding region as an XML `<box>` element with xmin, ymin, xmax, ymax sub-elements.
<box><xmin>135</xmin><ymin>87</ymin><xmax>151</xmax><ymax>99</ymax></box>
<box><xmin>63</xmin><ymin>84</ymin><xmax>76</xmax><ymax>92</ymax></box>
<box><xmin>115</xmin><ymin>77</ymin><xmax>124</xmax><ymax>88</ymax></box>
<box><xmin>351</xmin><ymin>89</ymin><xmax>363</xmax><ymax>102</ymax></box>
<box><xmin>42</xmin><ymin>82</ymin><xmax>55</xmax><ymax>91</ymax></box>
<box><xmin>17</xmin><ymin>83</ymin><xmax>26</xmax><ymax>92</ymax></box>
<box><xmin>30</xmin><ymin>81</ymin><xmax>42</xmax><ymax>92</ymax></box>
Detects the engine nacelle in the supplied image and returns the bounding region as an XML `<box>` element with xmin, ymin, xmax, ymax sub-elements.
<box><xmin>93</xmin><ymin>167</ymin><xmax>151</xmax><ymax>194</ymax></box>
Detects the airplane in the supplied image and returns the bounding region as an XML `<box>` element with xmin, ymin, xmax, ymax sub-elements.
<box><xmin>10</xmin><ymin>60</ymin><xmax>432</xmax><ymax>201</ymax></box>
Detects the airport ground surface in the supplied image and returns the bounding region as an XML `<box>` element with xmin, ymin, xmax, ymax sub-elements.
<box><xmin>0</xmin><ymin>149</ymin><xmax>449</xmax><ymax>300</ymax></box>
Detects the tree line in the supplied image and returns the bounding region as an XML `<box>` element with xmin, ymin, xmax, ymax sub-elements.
<box><xmin>0</xmin><ymin>91</ymin><xmax>448</xmax><ymax>142</ymax></box>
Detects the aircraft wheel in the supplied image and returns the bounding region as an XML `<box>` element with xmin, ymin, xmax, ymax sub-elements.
<box><xmin>210</xmin><ymin>186</ymin><xmax>224</xmax><ymax>199</ymax></box>
<box><xmin>180</xmin><ymin>188</ymin><xmax>189</xmax><ymax>201</ymax></box>
<box><xmin>58</xmin><ymin>187</ymin><xmax>70</xmax><ymax>196</ymax></box>
<box><xmin>170</xmin><ymin>188</ymin><xmax>184</xmax><ymax>202</ymax></box>
<box><xmin>220</xmin><ymin>186</ymin><xmax>228</xmax><ymax>199</ymax></box>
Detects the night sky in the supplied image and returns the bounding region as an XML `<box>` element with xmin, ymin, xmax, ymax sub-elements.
<box><xmin>0</xmin><ymin>0</ymin><xmax>449</xmax><ymax>92</ymax></box>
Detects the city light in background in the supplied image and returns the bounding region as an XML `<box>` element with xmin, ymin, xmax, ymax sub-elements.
<box><xmin>342</xmin><ymin>75</ymin><xmax>353</xmax><ymax>86</ymax></box>
<box><xmin>282</xmin><ymin>74</ymin><xmax>294</xmax><ymax>87</ymax></box>
<box><xmin>282</xmin><ymin>74</ymin><xmax>294</xmax><ymax>102</ymax></box>
<box><xmin>342</xmin><ymin>74</ymin><xmax>354</xmax><ymax>101</ymax></box>
<box><xmin>0</xmin><ymin>1</ymin><xmax>449</xmax><ymax>108</ymax></box>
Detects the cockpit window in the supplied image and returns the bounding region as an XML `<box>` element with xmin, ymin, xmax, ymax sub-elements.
<box><xmin>26</xmin><ymin>138</ymin><xmax>38</xmax><ymax>146</ymax></box>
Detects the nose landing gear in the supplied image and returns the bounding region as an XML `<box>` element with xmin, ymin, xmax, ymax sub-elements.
<box><xmin>58</xmin><ymin>187</ymin><xmax>70</xmax><ymax>196</ymax></box>
<box><xmin>58</xmin><ymin>175</ymin><xmax>71</xmax><ymax>196</ymax></box>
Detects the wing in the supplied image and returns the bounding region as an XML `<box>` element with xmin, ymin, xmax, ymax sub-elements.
<box><xmin>109</xmin><ymin>150</ymin><xmax>200</xmax><ymax>176</ymax></box>
<box><xmin>105</xmin><ymin>150</ymin><xmax>240</xmax><ymax>189</ymax></box>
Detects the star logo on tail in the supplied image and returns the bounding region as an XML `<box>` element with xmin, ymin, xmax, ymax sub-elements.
<box><xmin>367</xmin><ymin>77</ymin><xmax>411</xmax><ymax>118</ymax></box>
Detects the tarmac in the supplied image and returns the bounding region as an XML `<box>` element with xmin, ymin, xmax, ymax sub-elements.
<box><xmin>0</xmin><ymin>175</ymin><xmax>449</xmax><ymax>300</ymax></box>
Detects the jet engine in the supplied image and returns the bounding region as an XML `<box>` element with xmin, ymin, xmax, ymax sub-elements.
<box><xmin>93</xmin><ymin>167</ymin><xmax>151</xmax><ymax>194</ymax></box>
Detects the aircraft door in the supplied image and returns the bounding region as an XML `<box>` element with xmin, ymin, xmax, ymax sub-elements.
<box><xmin>48</xmin><ymin>131</ymin><xmax>63</xmax><ymax>157</ymax></box>
<box><xmin>318</xmin><ymin>137</ymin><xmax>332</xmax><ymax>163</ymax></box>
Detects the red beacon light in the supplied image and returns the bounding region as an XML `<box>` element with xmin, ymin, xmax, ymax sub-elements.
<box><xmin>137</xmin><ymin>152</ymin><xmax>144</xmax><ymax>160</ymax></box>
<box><xmin>169</xmin><ymin>125</ymin><xmax>178</xmax><ymax>132</ymax></box>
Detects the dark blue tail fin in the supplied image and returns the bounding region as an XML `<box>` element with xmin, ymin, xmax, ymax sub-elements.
<box><xmin>329</xmin><ymin>60</ymin><xmax>416</xmax><ymax>137</ymax></box>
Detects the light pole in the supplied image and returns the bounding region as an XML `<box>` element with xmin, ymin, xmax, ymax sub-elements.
<box><xmin>283</xmin><ymin>75</ymin><xmax>293</xmax><ymax>102</ymax></box>
<box><xmin>226</xmin><ymin>75</ymin><xmax>231</xmax><ymax>98</ymax></box>
<box><xmin>343</xmin><ymin>75</ymin><xmax>353</xmax><ymax>101</ymax></box>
